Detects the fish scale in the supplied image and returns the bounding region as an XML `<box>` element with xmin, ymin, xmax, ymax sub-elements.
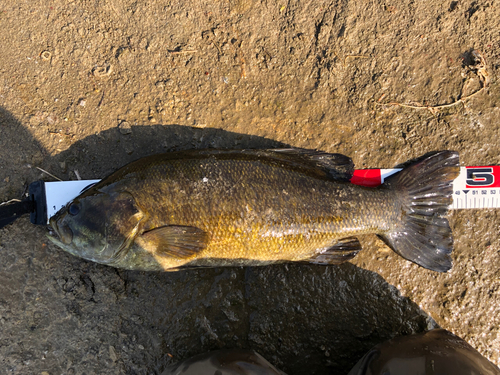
<box><xmin>131</xmin><ymin>158</ymin><xmax>368</xmax><ymax>263</ymax></box>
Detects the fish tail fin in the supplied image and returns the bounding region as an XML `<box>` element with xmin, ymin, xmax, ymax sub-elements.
<box><xmin>379</xmin><ymin>151</ymin><xmax>460</xmax><ymax>272</ymax></box>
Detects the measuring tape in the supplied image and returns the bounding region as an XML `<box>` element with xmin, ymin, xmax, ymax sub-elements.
<box><xmin>351</xmin><ymin>166</ymin><xmax>500</xmax><ymax>210</ymax></box>
<box><xmin>6</xmin><ymin>165</ymin><xmax>494</xmax><ymax>226</ymax></box>
<box><xmin>2</xmin><ymin>165</ymin><xmax>497</xmax><ymax>228</ymax></box>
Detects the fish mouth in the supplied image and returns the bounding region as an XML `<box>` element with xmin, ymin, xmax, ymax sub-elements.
<box><xmin>46</xmin><ymin>230</ymin><xmax>66</xmax><ymax>249</ymax></box>
<box><xmin>48</xmin><ymin>216</ymin><xmax>73</xmax><ymax>245</ymax></box>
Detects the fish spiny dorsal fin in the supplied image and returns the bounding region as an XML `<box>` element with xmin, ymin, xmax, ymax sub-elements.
<box><xmin>138</xmin><ymin>225</ymin><xmax>209</xmax><ymax>259</ymax></box>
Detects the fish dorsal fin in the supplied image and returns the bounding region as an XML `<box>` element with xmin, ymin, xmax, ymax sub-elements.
<box><xmin>138</xmin><ymin>225</ymin><xmax>209</xmax><ymax>259</ymax></box>
<box><xmin>266</xmin><ymin>148</ymin><xmax>354</xmax><ymax>181</ymax></box>
<box><xmin>308</xmin><ymin>237</ymin><xmax>362</xmax><ymax>265</ymax></box>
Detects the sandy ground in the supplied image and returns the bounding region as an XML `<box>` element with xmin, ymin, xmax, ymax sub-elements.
<box><xmin>0</xmin><ymin>0</ymin><xmax>499</xmax><ymax>374</ymax></box>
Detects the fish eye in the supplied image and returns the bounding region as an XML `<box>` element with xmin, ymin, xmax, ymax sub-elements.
<box><xmin>68</xmin><ymin>202</ymin><xmax>80</xmax><ymax>216</ymax></box>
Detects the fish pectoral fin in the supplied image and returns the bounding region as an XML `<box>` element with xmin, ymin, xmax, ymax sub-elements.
<box><xmin>308</xmin><ymin>237</ymin><xmax>362</xmax><ymax>265</ymax></box>
<box><xmin>138</xmin><ymin>225</ymin><xmax>209</xmax><ymax>259</ymax></box>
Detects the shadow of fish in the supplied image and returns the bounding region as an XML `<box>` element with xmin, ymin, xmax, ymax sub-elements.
<box><xmin>48</xmin><ymin>148</ymin><xmax>459</xmax><ymax>272</ymax></box>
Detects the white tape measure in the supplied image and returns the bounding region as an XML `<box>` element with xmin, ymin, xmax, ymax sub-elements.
<box><xmin>450</xmin><ymin>167</ymin><xmax>500</xmax><ymax>209</ymax></box>
<box><xmin>39</xmin><ymin>166</ymin><xmax>498</xmax><ymax>224</ymax></box>
<box><xmin>45</xmin><ymin>180</ymin><xmax>100</xmax><ymax>220</ymax></box>
<box><xmin>351</xmin><ymin>166</ymin><xmax>500</xmax><ymax>210</ymax></box>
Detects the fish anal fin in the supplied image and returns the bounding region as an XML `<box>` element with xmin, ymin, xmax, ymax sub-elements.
<box><xmin>308</xmin><ymin>237</ymin><xmax>362</xmax><ymax>265</ymax></box>
<box><xmin>138</xmin><ymin>225</ymin><xmax>209</xmax><ymax>259</ymax></box>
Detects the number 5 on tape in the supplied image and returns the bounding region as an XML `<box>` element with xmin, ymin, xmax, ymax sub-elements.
<box><xmin>453</xmin><ymin>167</ymin><xmax>500</xmax><ymax>209</ymax></box>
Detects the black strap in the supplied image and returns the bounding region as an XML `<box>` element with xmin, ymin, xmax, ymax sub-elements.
<box><xmin>0</xmin><ymin>199</ymin><xmax>34</xmax><ymax>229</ymax></box>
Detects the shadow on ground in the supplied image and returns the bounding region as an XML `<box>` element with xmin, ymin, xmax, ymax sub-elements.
<box><xmin>0</xmin><ymin>109</ymin><xmax>437</xmax><ymax>374</ymax></box>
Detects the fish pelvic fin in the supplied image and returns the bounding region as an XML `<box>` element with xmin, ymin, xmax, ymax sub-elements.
<box><xmin>381</xmin><ymin>151</ymin><xmax>460</xmax><ymax>272</ymax></box>
<box><xmin>307</xmin><ymin>237</ymin><xmax>362</xmax><ymax>265</ymax></box>
<box><xmin>137</xmin><ymin>225</ymin><xmax>209</xmax><ymax>259</ymax></box>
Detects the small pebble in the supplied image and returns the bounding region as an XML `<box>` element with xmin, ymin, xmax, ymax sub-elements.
<box><xmin>94</xmin><ymin>65</ymin><xmax>113</xmax><ymax>78</ymax></box>
<box><xmin>123</xmin><ymin>141</ymin><xmax>134</xmax><ymax>155</ymax></box>
<box><xmin>41</xmin><ymin>51</ymin><xmax>51</xmax><ymax>60</ymax></box>
<box><xmin>109</xmin><ymin>345</ymin><xmax>117</xmax><ymax>362</ymax></box>
<box><xmin>118</xmin><ymin>121</ymin><xmax>132</xmax><ymax>135</ymax></box>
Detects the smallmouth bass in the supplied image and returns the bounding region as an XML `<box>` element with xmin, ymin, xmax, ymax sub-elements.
<box><xmin>48</xmin><ymin>148</ymin><xmax>459</xmax><ymax>272</ymax></box>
